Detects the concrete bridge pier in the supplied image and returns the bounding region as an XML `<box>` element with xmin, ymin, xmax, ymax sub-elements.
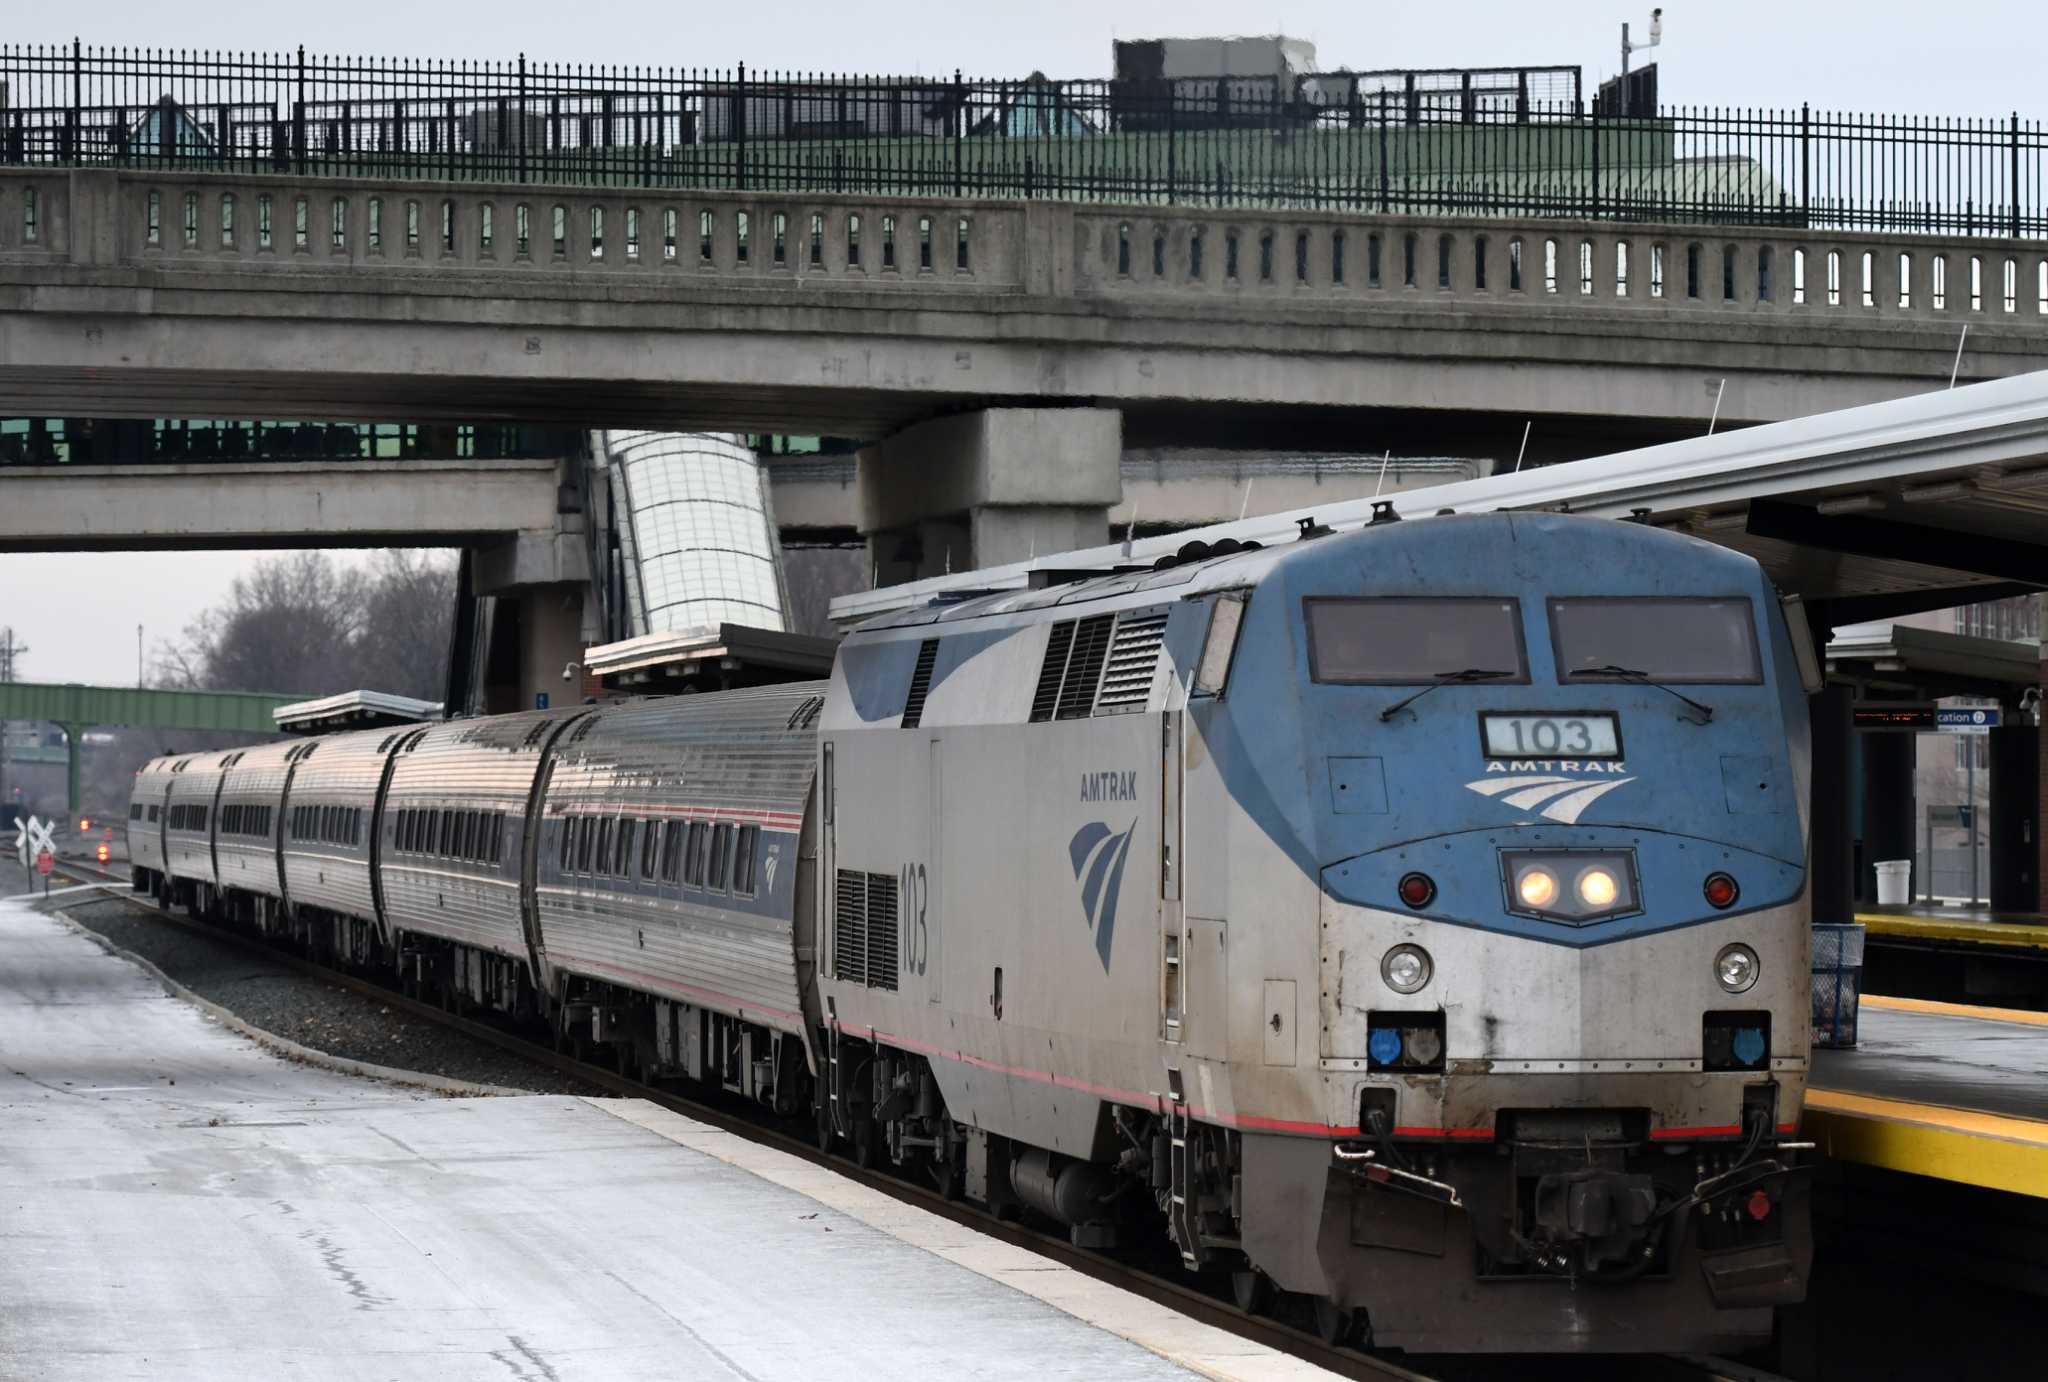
<box><xmin>470</xmin><ymin>526</ymin><xmax>593</xmax><ymax>715</ymax></box>
<box><xmin>856</xmin><ymin>409</ymin><xmax>1123</xmax><ymax>584</ymax></box>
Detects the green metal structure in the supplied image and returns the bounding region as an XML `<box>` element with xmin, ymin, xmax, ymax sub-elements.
<box><xmin>0</xmin><ymin>680</ymin><xmax>292</xmax><ymax>817</ymax></box>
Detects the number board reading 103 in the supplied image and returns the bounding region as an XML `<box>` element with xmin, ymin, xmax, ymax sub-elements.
<box><xmin>1482</xmin><ymin>712</ymin><xmax>1622</xmax><ymax>759</ymax></box>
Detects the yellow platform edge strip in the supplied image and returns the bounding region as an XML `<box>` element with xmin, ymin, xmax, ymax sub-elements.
<box><xmin>1855</xmin><ymin>911</ymin><xmax>2048</xmax><ymax>952</ymax></box>
<box><xmin>1857</xmin><ymin>993</ymin><xmax>2048</xmax><ymax>1028</ymax></box>
<box><xmin>1803</xmin><ymin>1090</ymin><xmax>2048</xmax><ymax>1199</ymax></box>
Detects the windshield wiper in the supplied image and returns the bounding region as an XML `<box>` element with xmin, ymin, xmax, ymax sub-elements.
<box><xmin>1378</xmin><ymin>669</ymin><xmax>1515</xmax><ymax>722</ymax></box>
<box><xmin>1570</xmin><ymin>664</ymin><xmax>1716</xmax><ymax>724</ymax></box>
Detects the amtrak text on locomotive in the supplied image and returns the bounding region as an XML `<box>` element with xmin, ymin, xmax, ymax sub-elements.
<box><xmin>1079</xmin><ymin>770</ymin><xmax>1140</xmax><ymax>802</ymax></box>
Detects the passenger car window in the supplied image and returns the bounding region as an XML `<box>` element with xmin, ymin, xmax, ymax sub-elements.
<box><xmin>733</xmin><ymin>826</ymin><xmax>758</xmax><ymax>896</ymax></box>
<box><xmin>709</xmin><ymin>824</ymin><xmax>732</xmax><ymax>891</ymax></box>
<box><xmin>684</xmin><ymin>822</ymin><xmax>708</xmax><ymax>887</ymax></box>
<box><xmin>662</xmin><ymin>821</ymin><xmax>683</xmax><ymax>882</ymax></box>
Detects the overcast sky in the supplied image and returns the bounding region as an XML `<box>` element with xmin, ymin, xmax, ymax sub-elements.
<box><xmin>3</xmin><ymin>2</ymin><xmax>2042</xmax><ymax>685</ymax></box>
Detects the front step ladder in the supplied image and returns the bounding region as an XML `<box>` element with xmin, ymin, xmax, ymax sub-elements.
<box><xmin>825</xmin><ymin>1014</ymin><xmax>844</xmax><ymax>1140</ymax></box>
<box><xmin>1166</xmin><ymin>1069</ymin><xmax>1205</xmax><ymax>1268</ymax></box>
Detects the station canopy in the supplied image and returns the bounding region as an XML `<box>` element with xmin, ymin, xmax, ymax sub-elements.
<box><xmin>831</xmin><ymin>370</ymin><xmax>2048</xmax><ymax>633</ymax></box>
<box><xmin>274</xmin><ymin>690</ymin><xmax>442</xmax><ymax>735</ymax></box>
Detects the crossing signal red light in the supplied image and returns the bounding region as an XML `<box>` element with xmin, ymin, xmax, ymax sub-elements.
<box><xmin>96</xmin><ymin>843</ymin><xmax>110</xmax><ymax>864</ymax></box>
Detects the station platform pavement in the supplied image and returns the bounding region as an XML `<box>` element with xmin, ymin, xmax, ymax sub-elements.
<box><xmin>0</xmin><ymin>886</ymin><xmax>1327</xmax><ymax>1382</ymax></box>
<box><xmin>1855</xmin><ymin>904</ymin><xmax>2048</xmax><ymax>955</ymax></box>
<box><xmin>1807</xmin><ymin>993</ymin><xmax>2048</xmax><ymax>1200</ymax></box>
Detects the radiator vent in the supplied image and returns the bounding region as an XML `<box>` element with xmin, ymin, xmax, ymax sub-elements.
<box><xmin>1029</xmin><ymin>622</ymin><xmax>1075</xmax><ymax>723</ymax></box>
<box><xmin>834</xmin><ymin>868</ymin><xmax>867</xmax><ymax>987</ymax></box>
<box><xmin>1055</xmin><ymin>614</ymin><xmax>1115</xmax><ymax>719</ymax></box>
<box><xmin>834</xmin><ymin>869</ymin><xmax>901</xmax><ymax>992</ymax></box>
<box><xmin>1094</xmin><ymin>610</ymin><xmax>1169</xmax><ymax>714</ymax></box>
<box><xmin>865</xmin><ymin>872</ymin><xmax>900</xmax><ymax>992</ymax></box>
<box><xmin>900</xmin><ymin>639</ymin><xmax>941</xmax><ymax>729</ymax></box>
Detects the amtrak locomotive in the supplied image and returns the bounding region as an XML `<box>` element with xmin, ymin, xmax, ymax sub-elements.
<box><xmin>127</xmin><ymin>512</ymin><xmax>1813</xmax><ymax>1354</ymax></box>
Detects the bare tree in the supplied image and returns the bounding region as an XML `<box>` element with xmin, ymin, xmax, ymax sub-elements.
<box><xmin>354</xmin><ymin>550</ymin><xmax>456</xmax><ymax>702</ymax></box>
<box><xmin>156</xmin><ymin>550</ymin><xmax>455</xmax><ymax>701</ymax></box>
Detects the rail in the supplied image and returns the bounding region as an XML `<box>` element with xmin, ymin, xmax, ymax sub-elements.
<box><xmin>0</xmin><ymin>44</ymin><xmax>2043</xmax><ymax>235</ymax></box>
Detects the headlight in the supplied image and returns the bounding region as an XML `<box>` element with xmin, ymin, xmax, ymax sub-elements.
<box><xmin>1715</xmin><ymin>942</ymin><xmax>1760</xmax><ymax>993</ymax></box>
<box><xmin>1516</xmin><ymin>866</ymin><xmax>1559</xmax><ymax>909</ymax></box>
<box><xmin>1381</xmin><ymin>943</ymin><xmax>1433</xmax><ymax>994</ymax></box>
<box><xmin>1500</xmin><ymin>849</ymin><xmax>1639</xmax><ymax>924</ymax></box>
<box><xmin>1576</xmin><ymin>866</ymin><xmax>1619</xmax><ymax>908</ymax></box>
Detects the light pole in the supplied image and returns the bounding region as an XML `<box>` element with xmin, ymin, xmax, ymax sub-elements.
<box><xmin>1621</xmin><ymin>9</ymin><xmax>1664</xmax><ymax>114</ymax></box>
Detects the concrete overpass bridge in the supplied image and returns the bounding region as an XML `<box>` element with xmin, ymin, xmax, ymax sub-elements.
<box><xmin>9</xmin><ymin>166</ymin><xmax>2048</xmax><ymax>572</ymax></box>
<box><xmin>6</xmin><ymin>46</ymin><xmax>2048</xmax><ymax>708</ymax></box>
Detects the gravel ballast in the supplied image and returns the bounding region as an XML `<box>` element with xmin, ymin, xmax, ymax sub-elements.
<box><xmin>34</xmin><ymin>875</ymin><xmax>601</xmax><ymax>1097</ymax></box>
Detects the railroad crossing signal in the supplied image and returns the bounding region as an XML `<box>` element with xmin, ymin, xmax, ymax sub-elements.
<box><xmin>14</xmin><ymin>814</ymin><xmax>55</xmax><ymax>868</ymax></box>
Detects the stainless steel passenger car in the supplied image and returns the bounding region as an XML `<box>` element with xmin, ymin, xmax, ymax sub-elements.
<box><xmin>126</xmin><ymin>755</ymin><xmax>175</xmax><ymax>890</ymax></box>
<box><xmin>533</xmin><ymin>687</ymin><xmax>821</xmax><ymax>1099</ymax></box>
<box><xmin>277</xmin><ymin>728</ymin><xmax>397</xmax><ymax>942</ymax></box>
<box><xmin>161</xmin><ymin>750</ymin><xmax>231</xmax><ymax>904</ymax></box>
<box><xmin>381</xmin><ymin>709</ymin><xmax>575</xmax><ymax>1008</ymax></box>
<box><xmin>214</xmin><ymin>742</ymin><xmax>297</xmax><ymax>904</ymax></box>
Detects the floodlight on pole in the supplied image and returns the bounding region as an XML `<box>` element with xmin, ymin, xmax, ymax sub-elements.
<box><xmin>1622</xmin><ymin>9</ymin><xmax>1664</xmax><ymax>91</ymax></box>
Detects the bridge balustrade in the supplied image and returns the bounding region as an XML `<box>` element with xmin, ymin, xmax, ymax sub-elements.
<box><xmin>7</xmin><ymin>168</ymin><xmax>2046</xmax><ymax>330</ymax></box>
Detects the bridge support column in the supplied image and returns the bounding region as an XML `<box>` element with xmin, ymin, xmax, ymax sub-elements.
<box><xmin>1988</xmin><ymin>724</ymin><xmax>2039</xmax><ymax>913</ymax></box>
<box><xmin>1810</xmin><ymin>686</ymin><xmax>1856</xmax><ymax>925</ymax></box>
<box><xmin>61</xmin><ymin>723</ymin><xmax>82</xmax><ymax>823</ymax></box>
<box><xmin>471</xmin><ymin>526</ymin><xmax>592</xmax><ymax>716</ymax></box>
<box><xmin>856</xmin><ymin>408</ymin><xmax>1122</xmax><ymax>582</ymax></box>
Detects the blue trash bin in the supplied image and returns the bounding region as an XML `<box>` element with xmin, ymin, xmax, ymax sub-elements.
<box><xmin>1811</xmin><ymin>923</ymin><xmax>1866</xmax><ymax>1049</ymax></box>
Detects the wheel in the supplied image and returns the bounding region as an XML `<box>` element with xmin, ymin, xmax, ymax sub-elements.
<box><xmin>1312</xmin><ymin>1297</ymin><xmax>1356</xmax><ymax>1347</ymax></box>
<box><xmin>931</xmin><ymin>1137</ymin><xmax>964</xmax><ymax>1201</ymax></box>
<box><xmin>851</xmin><ymin>1119</ymin><xmax>881</xmax><ymax>1170</ymax></box>
<box><xmin>1231</xmin><ymin>1268</ymin><xmax>1274</xmax><ymax>1315</ymax></box>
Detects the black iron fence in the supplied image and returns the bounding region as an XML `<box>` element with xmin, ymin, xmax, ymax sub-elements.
<box><xmin>0</xmin><ymin>417</ymin><xmax>578</xmax><ymax>466</ymax></box>
<box><xmin>1</xmin><ymin>43</ymin><xmax>2043</xmax><ymax>236</ymax></box>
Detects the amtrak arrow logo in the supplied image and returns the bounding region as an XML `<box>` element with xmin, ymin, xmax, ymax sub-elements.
<box><xmin>1069</xmin><ymin>819</ymin><xmax>1137</xmax><ymax>971</ymax></box>
<box><xmin>1463</xmin><ymin>775</ymin><xmax>1635</xmax><ymax>825</ymax></box>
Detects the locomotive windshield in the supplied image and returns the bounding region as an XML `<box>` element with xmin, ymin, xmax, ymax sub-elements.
<box><xmin>1549</xmin><ymin>598</ymin><xmax>1762</xmax><ymax>684</ymax></box>
<box><xmin>1305</xmin><ymin>598</ymin><xmax>1526</xmax><ymax>684</ymax></box>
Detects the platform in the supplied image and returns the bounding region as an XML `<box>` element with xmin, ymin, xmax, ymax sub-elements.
<box><xmin>0</xmin><ymin>889</ymin><xmax>1321</xmax><ymax>1382</ymax></box>
<box><xmin>1857</xmin><ymin>906</ymin><xmax>2048</xmax><ymax>951</ymax></box>
<box><xmin>1807</xmin><ymin>994</ymin><xmax>2048</xmax><ymax>1200</ymax></box>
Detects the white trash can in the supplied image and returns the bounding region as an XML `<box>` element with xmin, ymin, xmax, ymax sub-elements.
<box><xmin>1873</xmin><ymin>859</ymin><xmax>1912</xmax><ymax>907</ymax></box>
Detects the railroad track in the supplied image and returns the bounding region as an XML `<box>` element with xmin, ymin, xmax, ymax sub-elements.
<box><xmin>43</xmin><ymin>858</ymin><xmax>1788</xmax><ymax>1382</ymax></box>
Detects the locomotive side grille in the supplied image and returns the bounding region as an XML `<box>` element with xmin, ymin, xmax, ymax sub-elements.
<box><xmin>865</xmin><ymin>872</ymin><xmax>900</xmax><ymax>992</ymax></box>
<box><xmin>1094</xmin><ymin>610</ymin><xmax>1169</xmax><ymax>714</ymax></box>
<box><xmin>834</xmin><ymin>869</ymin><xmax>899</xmax><ymax>991</ymax></box>
<box><xmin>1029</xmin><ymin>622</ymin><xmax>1075</xmax><ymax>722</ymax></box>
<box><xmin>1055</xmin><ymin>614</ymin><xmax>1116</xmax><ymax>720</ymax></box>
<box><xmin>834</xmin><ymin>868</ymin><xmax>868</xmax><ymax>986</ymax></box>
<box><xmin>900</xmin><ymin>639</ymin><xmax>941</xmax><ymax>729</ymax></box>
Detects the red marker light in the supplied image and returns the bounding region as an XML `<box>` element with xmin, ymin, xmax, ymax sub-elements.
<box><xmin>1703</xmin><ymin>873</ymin><xmax>1739</xmax><ymax>909</ymax></box>
<box><xmin>1398</xmin><ymin>872</ymin><xmax>1436</xmax><ymax>909</ymax></box>
<box><xmin>96</xmin><ymin>844</ymin><xmax>110</xmax><ymax>864</ymax></box>
<box><xmin>1745</xmin><ymin>1189</ymin><xmax>1772</xmax><ymax>1221</ymax></box>
<box><xmin>79</xmin><ymin>817</ymin><xmax>90</xmax><ymax>832</ymax></box>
